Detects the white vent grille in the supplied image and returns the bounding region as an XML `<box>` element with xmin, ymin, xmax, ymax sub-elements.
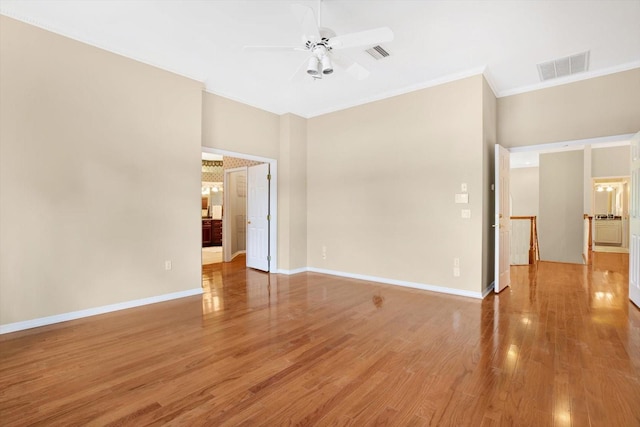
<box><xmin>365</xmin><ymin>45</ymin><xmax>390</xmax><ymax>60</ymax></box>
<box><xmin>537</xmin><ymin>51</ymin><xmax>590</xmax><ymax>81</ymax></box>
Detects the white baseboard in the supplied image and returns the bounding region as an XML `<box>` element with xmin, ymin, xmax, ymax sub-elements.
<box><xmin>483</xmin><ymin>281</ymin><xmax>495</xmax><ymax>298</ymax></box>
<box><xmin>306</xmin><ymin>267</ymin><xmax>484</xmax><ymax>299</ymax></box>
<box><xmin>0</xmin><ymin>288</ymin><xmax>203</xmax><ymax>335</ymax></box>
<box><xmin>276</xmin><ymin>267</ymin><xmax>309</xmax><ymax>275</ymax></box>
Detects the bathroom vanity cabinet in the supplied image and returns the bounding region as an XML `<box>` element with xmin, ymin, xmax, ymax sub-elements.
<box><xmin>594</xmin><ymin>218</ymin><xmax>622</xmax><ymax>245</ymax></box>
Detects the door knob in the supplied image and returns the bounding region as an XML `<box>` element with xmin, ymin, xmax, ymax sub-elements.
<box><xmin>247</xmin><ymin>220</ymin><xmax>251</xmax><ymax>224</ymax></box>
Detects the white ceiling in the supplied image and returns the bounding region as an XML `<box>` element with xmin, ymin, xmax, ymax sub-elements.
<box><xmin>1</xmin><ymin>0</ymin><xmax>639</xmax><ymax>118</ymax></box>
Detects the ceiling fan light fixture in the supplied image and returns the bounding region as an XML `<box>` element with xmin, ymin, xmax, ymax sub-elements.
<box><xmin>306</xmin><ymin>56</ymin><xmax>320</xmax><ymax>76</ymax></box>
<box><xmin>321</xmin><ymin>55</ymin><xmax>333</xmax><ymax>75</ymax></box>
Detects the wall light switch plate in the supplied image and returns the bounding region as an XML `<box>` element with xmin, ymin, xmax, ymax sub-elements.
<box><xmin>455</xmin><ymin>193</ymin><xmax>469</xmax><ymax>204</ymax></box>
<box><xmin>461</xmin><ymin>183</ymin><xmax>468</xmax><ymax>192</ymax></box>
<box><xmin>461</xmin><ymin>209</ymin><xmax>471</xmax><ymax>219</ymax></box>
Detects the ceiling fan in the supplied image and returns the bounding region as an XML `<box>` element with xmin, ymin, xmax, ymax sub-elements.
<box><xmin>243</xmin><ymin>2</ymin><xmax>394</xmax><ymax>80</ymax></box>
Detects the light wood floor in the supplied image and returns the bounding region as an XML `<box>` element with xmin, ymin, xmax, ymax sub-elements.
<box><xmin>1</xmin><ymin>253</ymin><xmax>639</xmax><ymax>426</ymax></box>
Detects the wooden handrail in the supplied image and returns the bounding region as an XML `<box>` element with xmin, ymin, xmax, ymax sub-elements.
<box><xmin>510</xmin><ymin>216</ymin><xmax>539</xmax><ymax>265</ymax></box>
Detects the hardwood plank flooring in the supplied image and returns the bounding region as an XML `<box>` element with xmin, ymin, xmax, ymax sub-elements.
<box><xmin>1</xmin><ymin>253</ymin><xmax>639</xmax><ymax>426</ymax></box>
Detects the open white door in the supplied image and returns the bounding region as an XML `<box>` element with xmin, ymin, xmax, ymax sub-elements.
<box><xmin>246</xmin><ymin>163</ymin><xmax>270</xmax><ymax>272</ymax></box>
<box><xmin>495</xmin><ymin>144</ymin><xmax>511</xmax><ymax>293</ymax></box>
<box><xmin>630</xmin><ymin>132</ymin><xmax>640</xmax><ymax>308</ymax></box>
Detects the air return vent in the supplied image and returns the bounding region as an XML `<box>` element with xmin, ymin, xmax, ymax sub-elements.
<box><xmin>365</xmin><ymin>45</ymin><xmax>390</xmax><ymax>60</ymax></box>
<box><xmin>537</xmin><ymin>51</ymin><xmax>590</xmax><ymax>81</ymax></box>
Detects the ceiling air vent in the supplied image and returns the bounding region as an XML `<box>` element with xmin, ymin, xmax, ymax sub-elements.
<box><xmin>537</xmin><ymin>51</ymin><xmax>590</xmax><ymax>81</ymax></box>
<box><xmin>365</xmin><ymin>45</ymin><xmax>390</xmax><ymax>60</ymax></box>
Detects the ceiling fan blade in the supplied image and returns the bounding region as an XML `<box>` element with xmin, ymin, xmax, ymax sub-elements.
<box><xmin>243</xmin><ymin>45</ymin><xmax>306</xmax><ymax>52</ymax></box>
<box><xmin>291</xmin><ymin>4</ymin><xmax>321</xmax><ymax>43</ymax></box>
<box><xmin>328</xmin><ymin>27</ymin><xmax>394</xmax><ymax>50</ymax></box>
<box><xmin>331</xmin><ymin>54</ymin><xmax>370</xmax><ymax>80</ymax></box>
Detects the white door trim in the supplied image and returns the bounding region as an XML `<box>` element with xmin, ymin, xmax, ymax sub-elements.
<box><xmin>629</xmin><ymin>132</ymin><xmax>640</xmax><ymax>308</ymax></box>
<box><xmin>246</xmin><ymin>163</ymin><xmax>270</xmax><ymax>272</ymax></box>
<box><xmin>202</xmin><ymin>147</ymin><xmax>278</xmax><ymax>272</ymax></box>
<box><xmin>223</xmin><ymin>167</ymin><xmax>247</xmax><ymax>263</ymax></box>
<box><xmin>495</xmin><ymin>144</ymin><xmax>511</xmax><ymax>293</ymax></box>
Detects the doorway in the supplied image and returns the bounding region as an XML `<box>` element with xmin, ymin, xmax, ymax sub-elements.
<box><xmin>508</xmin><ymin>134</ymin><xmax>633</xmax><ymax>265</ymax></box>
<box><xmin>223</xmin><ymin>167</ymin><xmax>247</xmax><ymax>263</ymax></box>
<box><xmin>201</xmin><ymin>147</ymin><xmax>278</xmax><ymax>272</ymax></box>
<box><xmin>592</xmin><ymin>177</ymin><xmax>630</xmax><ymax>253</ymax></box>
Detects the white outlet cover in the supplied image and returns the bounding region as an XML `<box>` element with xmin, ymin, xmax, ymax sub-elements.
<box><xmin>455</xmin><ymin>193</ymin><xmax>469</xmax><ymax>204</ymax></box>
<box><xmin>461</xmin><ymin>209</ymin><xmax>471</xmax><ymax>219</ymax></box>
<box><xmin>453</xmin><ymin>267</ymin><xmax>461</xmax><ymax>277</ymax></box>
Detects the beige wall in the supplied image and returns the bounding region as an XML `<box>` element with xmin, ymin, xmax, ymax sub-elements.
<box><xmin>510</xmin><ymin>167</ymin><xmax>540</xmax><ymax>216</ymax></box>
<box><xmin>539</xmin><ymin>151</ymin><xmax>584</xmax><ymax>264</ymax></box>
<box><xmin>201</xmin><ymin>92</ymin><xmax>280</xmax><ymax>160</ymax></box>
<box><xmin>498</xmin><ymin>68</ymin><xmax>640</xmax><ymax>147</ymax></box>
<box><xmin>307</xmin><ymin>76</ymin><xmax>486</xmax><ymax>294</ymax></box>
<box><xmin>6</xmin><ymin>13</ymin><xmax>636</xmax><ymax>328</ymax></box>
<box><xmin>201</xmin><ymin>94</ymin><xmax>306</xmax><ymax>271</ymax></box>
<box><xmin>278</xmin><ymin>114</ymin><xmax>308</xmax><ymax>271</ymax></box>
<box><xmin>592</xmin><ymin>145</ymin><xmax>631</xmax><ymax>177</ymax></box>
<box><xmin>482</xmin><ymin>77</ymin><xmax>497</xmax><ymax>293</ymax></box>
<box><xmin>0</xmin><ymin>17</ymin><xmax>203</xmax><ymax>325</ymax></box>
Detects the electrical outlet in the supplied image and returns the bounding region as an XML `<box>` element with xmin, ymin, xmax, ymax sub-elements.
<box><xmin>165</xmin><ymin>260</ymin><xmax>172</xmax><ymax>270</ymax></box>
<box><xmin>455</xmin><ymin>193</ymin><xmax>469</xmax><ymax>204</ymax></box>
<box><xmin>322</xmin><ymin>246</ymin><xmax>327</xmax><ymax>260</ymax></box>
<box><xmin>461</xmin><ymin>209</ymin><xmax>471</xmax><ymax>219</ymax></box>
<box><xmin>453</xmin><ymin>267</ymin><xmax>461</xmax><ymax>277</ymax></box>
<box><xmin>454</xmin><ymin>258</ymin><xmax>460</xmax><ymax>267</ymax></box>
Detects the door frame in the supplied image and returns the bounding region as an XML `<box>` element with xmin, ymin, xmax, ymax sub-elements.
<box><xmin>246</xmin><ymin>163</ymin><xmax>271</xmax><ymax>272</ymax></box>
<box><xmin>495</xmin><ymin>144</ymin><xmax>511</xmax><ymax>293</ymax></box>
<box><xmin>507</xmin><ymin>132</ymin><xmax>634</xmax><ymax>268</ymax></box>
<box><xmin>591</xmin><ymin>175</ymin><xmax>631</xmax><ymax>252</ymax></box>
<box><xmin>223</xmin><ymin>167</ymin><xmax>248</xmax><ymax>262</ymax></box>
<box><xmin>629</xmin><ymin>131</ymin><xmax>640</xmax><ymax>308</ymax></box>
<box><xmin>202</xmin><ymin>147</ymin><xmax>278</xmax><ymax>272</ymax></box>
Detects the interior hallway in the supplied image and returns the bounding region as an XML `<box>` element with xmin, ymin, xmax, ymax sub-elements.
<box><xmin>0</xmin><ymin>253</ymin><xmax>638</xmax><ymax>425</ymax></box>
<box><xmin>202</xmin><ymin>246</ymin><xmax>222</xmax><ymax>265</ymax></box>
